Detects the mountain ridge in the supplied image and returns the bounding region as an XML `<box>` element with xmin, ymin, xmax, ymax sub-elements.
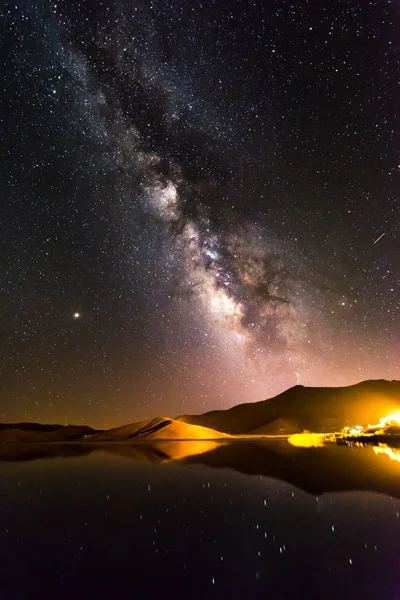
<box><xmin>1</xmin><ymin>380</ymin><xmax>399</xmax><ymax>441</ymax></box>
<box><xmin>177</xmin><ymin>379</ymin><xmax>400</xmax><ymax>434</ymax></box>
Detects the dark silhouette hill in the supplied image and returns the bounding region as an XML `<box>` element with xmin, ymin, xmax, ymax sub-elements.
<box><xmin>177</xmin><ymin>380</ymin><xmax>400</xmax><ymax>434</ymax></box>
<box><xmin>0</xmin><ymin>424</ymin><xmax>97</xmax><ymax>443</ymax></box>
<box><xmin>0</xmin><ymin>423</ymin><xmax>63</xmax><ymax>432</ymax></box>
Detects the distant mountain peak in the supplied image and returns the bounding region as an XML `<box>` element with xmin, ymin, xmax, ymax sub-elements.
<box><xmin>1</xmin><ymin>380</ymin><xmax>399</xmax><ymax>441</ymax></box>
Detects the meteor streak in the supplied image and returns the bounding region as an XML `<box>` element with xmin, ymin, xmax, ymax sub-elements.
<box><xmin>373</xmin><ymin>233</ymin><xmax>385</xmax><ymax>244</ymax></box>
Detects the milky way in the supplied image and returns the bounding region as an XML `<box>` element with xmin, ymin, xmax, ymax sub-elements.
<box><xmin>1</xmin><ymin>0</ymin><xmax>398</xmax><ymax>425</ymax></box>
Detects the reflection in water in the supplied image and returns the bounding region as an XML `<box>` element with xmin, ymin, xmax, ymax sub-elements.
<box><xmin>152</xmin><ymin>440</ymin><xmax>220</xmax><ymax>460</ymax></box>
<box><xmin>0</xmin><ymin>440</ymin><xmax>220</xmax><ymax>464</ymax></box>
<box><xmin>1</xmin><ymin>439</ymin><xmax>400</xmax><ymax>498</ymax></box>
<box><xmin>0</xmin><ymin>441</ymin><xmax>399</xmax><ymax>600</ymax></box>
<box><xmin>373</xmin><ymin>443</ymin><xmax>400</xmax><ymax>463</ymax></box>
<box><xmin>287</xmin><ymin>433</ymin><xmax>327</xmax><ymax>447</ymax></box>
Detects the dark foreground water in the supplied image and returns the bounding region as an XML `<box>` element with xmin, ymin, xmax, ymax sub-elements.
<box><xmin>0</xmin><ymin>440</ymin><xmax>400</xmax><ymax>600</ymax></box>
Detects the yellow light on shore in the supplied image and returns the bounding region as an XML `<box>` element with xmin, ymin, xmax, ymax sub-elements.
<box><xmin>349</xmin><ymin>425</ymin><xmax>363</xmax><ymax>435</ymax></box>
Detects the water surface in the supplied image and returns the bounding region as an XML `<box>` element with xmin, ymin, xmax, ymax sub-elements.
<box><xmin>0</xmin><ymin>441</ymin><xmax>399</xmax><ymax>599</ymax></box>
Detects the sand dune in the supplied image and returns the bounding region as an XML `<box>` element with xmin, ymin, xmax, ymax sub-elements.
<box><xmin>89</xmin><ymin>417</ymin><xmax>230</xmax><ymax>441</ymax></box>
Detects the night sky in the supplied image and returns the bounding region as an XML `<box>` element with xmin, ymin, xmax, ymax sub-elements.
<box><xmin>1</xmin><ymin>0</ymin><xmax>398</xmax><ymax>427</ymax></box>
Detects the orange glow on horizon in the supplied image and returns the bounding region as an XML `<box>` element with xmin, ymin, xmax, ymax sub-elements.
<box><xmin>344</xmin><ymin>410</ymin><xmax>400</xmax><ymax>436</ymax></box>
<box><xmin>369</xmin><ymin>411</ymin><xmax>400</xmax><ymax>429</ymax></box>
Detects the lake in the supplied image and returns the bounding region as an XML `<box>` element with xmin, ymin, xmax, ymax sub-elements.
<box><xmin>0</xmin><ymin>440</ymin><xmax>399</xmax><ymax>599</ymax></box>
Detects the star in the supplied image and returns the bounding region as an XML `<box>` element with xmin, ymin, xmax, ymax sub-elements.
<box><xmin>0</xmin><ymin>0</ymin><xmax>397</xmax><ymax>424</ymax></box>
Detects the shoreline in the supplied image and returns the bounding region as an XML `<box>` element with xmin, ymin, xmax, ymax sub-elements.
<box><xmin>0</xmin><ymin>435</ymin><xmax>290</xmax><ymax>446</ymax></box>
